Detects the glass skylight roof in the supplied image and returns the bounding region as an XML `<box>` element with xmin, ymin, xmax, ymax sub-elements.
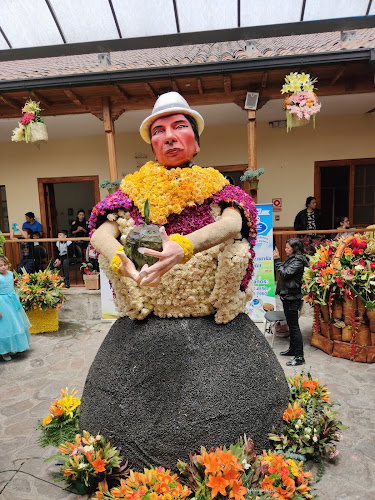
<box><xmin>0</xmin><ymin>0</ymin><xmax>373</xmax><ymax>52</ymax></box>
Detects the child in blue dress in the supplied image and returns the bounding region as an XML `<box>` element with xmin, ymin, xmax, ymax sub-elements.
<box><xmin>0</xmin><ymin>256</ymin><xmax>31</xmax><ymax>361</ymax></box>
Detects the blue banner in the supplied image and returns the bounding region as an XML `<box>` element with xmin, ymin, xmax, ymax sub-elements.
<box><xmin>246</xmin><ymin>204</ymin><xmax>276</xmax><ymax>322</ymax></box>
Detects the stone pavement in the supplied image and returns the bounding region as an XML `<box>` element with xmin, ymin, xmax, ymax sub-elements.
<box><xmin>0</xmin><ymin>315</ymin><xmax>374</xmax><ymax>499</ymax></box>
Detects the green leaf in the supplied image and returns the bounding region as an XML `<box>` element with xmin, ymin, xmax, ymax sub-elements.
<box><xmin>144</xmin><ymin>199</ymin><xmax>150</xmax><ymax>225</ymax></box>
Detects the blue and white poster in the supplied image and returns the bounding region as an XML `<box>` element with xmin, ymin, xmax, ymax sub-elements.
<box><xmin>246</xmin><ymin>203</ymin><xmax>276</xmax><ymax>322</ymax></box>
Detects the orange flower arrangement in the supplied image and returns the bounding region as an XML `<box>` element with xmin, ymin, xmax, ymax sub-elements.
<box><xmin>259</xmin><ymin>451</ymin><xmax>313</xmax><ymax>499</ymax></box>
<box><xmin>14</xmin><ymin>267</ymin><xmax>66</xmax><ymax>311</ymax></box>
<box><xmin>93</xmin><ymin>467</ymin><xmax>191</xmax><ymax>500</ymax></box>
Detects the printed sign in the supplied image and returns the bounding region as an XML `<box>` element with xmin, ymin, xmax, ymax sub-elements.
<box><xmin>272</xmin><ymin>198</ymin><xmax>282</xmax><ymax>212</ymax></box>
<box><xmin>100</xmin><ymin>269</ymin><xmax>118</xmax><ymax>321</ymax></box>
<box><xmin>246</xmin><ymin>204</ymin><xmax>276</xmax><ymax>322</ymax></box>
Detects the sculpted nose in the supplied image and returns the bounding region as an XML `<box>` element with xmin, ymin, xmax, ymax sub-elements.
<box><xmin>165</xmin><ymin>127</ymin><xmax>176</xmax><ymax>144</ymax></box>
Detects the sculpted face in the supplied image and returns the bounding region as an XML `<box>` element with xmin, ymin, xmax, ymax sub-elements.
<box><xmin>150</xmin><ymin>114</ymin><xmax>200</xmax><ymax>168</ymax></box>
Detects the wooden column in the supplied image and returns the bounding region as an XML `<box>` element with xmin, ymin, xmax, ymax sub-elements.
<box><xmin>246</xmin><ymin>109</ymin><xmax>257</xmax><ymax>203</ymax></box>
<box><xmin>102</xmin><ymin>97</ymin><xmax>118</xmax><ymax>182</ymax></box>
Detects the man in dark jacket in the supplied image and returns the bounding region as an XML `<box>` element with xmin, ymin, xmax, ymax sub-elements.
<box><xmin>294</xmin><ymin>196</ymin><xmax>322</xmax><ymax>231</ymax></box>
<box><xmin>274</xmin><ymin>238</ymin><xmax>310</xmax><ymax>366</ymax></box>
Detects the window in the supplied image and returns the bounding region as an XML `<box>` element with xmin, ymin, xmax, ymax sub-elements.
<box><xmin>0</xmin><ymin>186</ymin><xmax>9</xmax><ymax>232</ymax></box>
<box><xmin>315</xmin><ymin>159</ymin><xmax>375</xmax><ymax>228</ymax></box>
<box><xmin>354</xmin><ymin>164</ymin><xmax>375</xmax><ymax>224</ymax></box>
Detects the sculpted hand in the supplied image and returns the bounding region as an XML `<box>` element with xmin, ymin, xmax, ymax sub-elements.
<box><xmin>116</xmin><ymin>251</ymin><xmax>143</xmax><ymax>284</ymax></box>
<box><xmin>138</xmin><ymin>227</ymin><xmax>184</xmax><ymax>287</ymax></box>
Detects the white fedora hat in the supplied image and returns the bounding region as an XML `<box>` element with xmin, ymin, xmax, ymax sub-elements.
<box><xmin>139</xmin><ymin>91</ymin><xmax>204</xmax><ymax>144</ymax></box>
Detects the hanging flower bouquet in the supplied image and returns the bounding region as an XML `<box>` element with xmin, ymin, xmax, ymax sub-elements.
<box><xmin>281</xmin><ymin>73</ymin><xmax>321</xmax><ymax>132</ymax></box>
<box><xmin>11</xmin><ymin>99</ymin><xmax>48</xmax><ymax>146</ymax></box>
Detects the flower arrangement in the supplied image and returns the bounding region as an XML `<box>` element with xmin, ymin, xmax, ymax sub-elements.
<box><xmin>89</xmin><ymin>173</ymin><xmax>257</xmax><ymax>324</ymax></box>
<box><xmin>269</xmin><ymin>371</ymin><xmax>347</xmax><ymax>479</ymax></box>
<box><xmin>38</xmin><ymin>372</ymin><xmax>347</xmax><ymax>499</ymax></box>
<box><xmin>303</xmin><ymin>234</ymin><xmax>375</xmax><ymax>308</ymax></box>
<box><xmin>11</xmin><ymin>100</ymin><xmax>48</xmax><ymax>145</ymax></box>
<box><xmin>257</xmin><ymin>451</ymin><xmax>313</xmax><ymax>499</ymax></box>
<box><xmin>281</xmin><ymin>73</ymin><xmax>321</xmax><ymax>132</ymax></box>
<box><xmin>36</xmin><ymin>388</ymin><xmax>81</xmax><ymax>447</ymax></box>
<box><xmin>120</xmin><ymin>162</ymin><xmax>228</xmax><ymax>225</ymax></box>
<box><xmin>92</xmin><ymin>467</ymin><xmax>191</xmax><ymax>500</ymax></box>
<box><xmin>100</xmin><ymin>179</ymin><xmax>121</xmax><ymax>194</ymax></box>
<box><xmin>299</xmin><ymin>234</ymin><xmax>328</xmax><ymax>256</ymax></box>
<box><xmin>46</xmin><ymin>430</ymin><xmax>129</xmax><ymax>494</ymax></box>
<box><xmin>240</xmin><ymin>168</ymin><xmax>265</xmax><ymax>181</ymax></box>
<box><xmin>80</xmin><ymin>262</ymin><xmax>99</xmax><ymax>275</ymax></box>
<box><xmin>14</xmin><ymin>268</ymin><xmax>66</xmax><ymax>311</ymax></box>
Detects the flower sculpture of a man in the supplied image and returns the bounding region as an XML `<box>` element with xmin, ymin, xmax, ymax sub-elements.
<box><xmin>80</xmin><ymin>92</ymin><xmax>289</xmax><ymax>470</ymax></box>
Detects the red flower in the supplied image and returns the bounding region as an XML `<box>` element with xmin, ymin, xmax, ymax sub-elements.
<box><xmin>20</xmin><ymin>112</ymin><xmax>35</xmax><ymax>125</ymax></box>
<box><xmin>371</xmin><ymin>262</ymin><xmax>375</xmax><ymax>271</ymax></box>
<box><xmin>353</xmin><ymin>248</ymin><xmax>360</xmax><ymax>255</ymax></box>
<box><xmin>351</xmin><ymin>238</ymin><xmax>358</xmax><ymax>248</ymax></box>
<box><xmin>335</xmin><ymin>277</ymin><xmax>344</xmax><ymax>287</ymax></box>
<box><xmin>359</xmin><ymin>259</ymin><xmax>366</xmax><ymax>267</ymax></box>
<box><xmin>359</xmin><ymin>240</ymin><xmax>367</xmax><ymax>249</ymax></box>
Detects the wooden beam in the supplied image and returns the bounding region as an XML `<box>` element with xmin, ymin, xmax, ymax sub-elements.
<box><xmin>223</xmin><ymin>75</ymin><xmax>231</xmax><ymax>94</ymax></box>
<box><xmin>113</xmin><ymin>108</ymin><xmax>126</xmax><ymax>121</ymax></box>
<box><xmin>30</xmin><ymin>91</ymin><xmax>51</xmax><ymax>107</ymax></box>
<box><xmin>197</xmin><ymin>78</ymin><xmax>204</xmax><ymax>95</ymax></box>
<box><xmin>144</xmin><ymin>83</ymin><xmax>157</xmax><ymax>98</ymax></box>
<box><xmin>102</xmin><ymin>97</ymin><xmax>118</xmax><ymax>182</ymax></box>
<box><xmin>246</xmin><ymin>109</ymin><xmax>257</xmax><ymax>203</ymax></box>
<box><xmin>0</xmin><ymin>95</ymin><xmax>20</xmax><ymax>109</ymax></box>
<box><xmin>64</xmin><ymin>89</ymin><xmax>87</xmax><ymax>109</ymax></box>
<box><xmin>113</xmin><ymin>84</ymin><xmax>129</xmax><ymax>101</ymax></box>
<box><xmin>330</xmin><ymin>65</ymin><xmax>345</xmax><ymax>85</ymax></box>
<box><xmin>261</xmin><ymin>71</ymin><xmax>268</xmax><ymax>88</ymax></box>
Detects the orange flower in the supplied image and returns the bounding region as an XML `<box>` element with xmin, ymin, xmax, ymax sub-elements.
<box><xmin>206</xmin><ymin>473</ymin><xmax>229</xmax><ymax>498</ymax></box>
<box><xmin>21</xmin><ymin>274</ymin><xmax>30</xmax><ymax>282</ymax></box>
<box><xmin>302</xmin><ymin>379</ymin><xmax>319</xmax><ymax>394</ymax></box>
<box><xmin>283</xmin><ymin>402</ymin><xmax>305</xmax><ymax>423</ymax></box>
<box><xmin>260</xmin><ymin>476</ymin><xmax>275</xmax><ymax>492</ymax></box>
<box><xmin>321</xmin><ymin>393</ymin><xmax>331</xmax><ymax>403</ymax></box>
<box><xmin>92</xmin><ymin>454</ymin><xmax>106</xmax><ymax>473</ymax></box>
<box><xmin>228</xmin><ymin>479</ymin><xmax>247</xmax><ymax>500</ymax></box>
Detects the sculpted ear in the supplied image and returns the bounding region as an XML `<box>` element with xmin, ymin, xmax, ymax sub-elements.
<box><xmin>194</xmin><ymin>141</ymin><xmax>200</xmax><ymax>156</ymax></box>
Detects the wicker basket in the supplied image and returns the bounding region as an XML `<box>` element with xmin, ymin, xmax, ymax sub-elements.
<box><xmin>30</xmin><ymin>122</ymin><xmax>48</xmax><ymax>146</ymax></box>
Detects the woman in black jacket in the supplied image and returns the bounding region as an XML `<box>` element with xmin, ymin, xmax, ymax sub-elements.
<box><xmin>273</xmin><ymin>238</ymin><xmax>310</xmax><ymax>366</ymax></box>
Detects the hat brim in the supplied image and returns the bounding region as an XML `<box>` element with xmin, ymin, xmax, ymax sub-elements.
<box><xmin>139</xmin><ymin>107</ymin><xmax>204</xmax><ymax>144</ymax></box>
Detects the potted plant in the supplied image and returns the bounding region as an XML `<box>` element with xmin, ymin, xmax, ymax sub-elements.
<box><xmin>240</xmin><ymin>168</ymin><xmax>264</xmax><ymax>188</ymax></box>
<box><xmin>99</xmin><ymin>179</ymin><xmax>121</xmax><ymax>195</ymax></box>
<box><xmin>80</xmin><ymin>263</ymin><xmax>100</xmax><ymax>290</ymax></box>
<box><xmin>11</xmin><ymin>100</ymin><xmax>48</xmax><ymax>147</ymax></box>
<box><xmin>14</xmin><ymin>268</ymin><xmax>66</xmax><ymax>333</ymax></box>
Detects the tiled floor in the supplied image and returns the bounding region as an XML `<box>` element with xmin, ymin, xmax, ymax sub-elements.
<box><xmin>0</xmin><ymin>316</ymin><xmax>374</xmax><ymax>499</ymax></box>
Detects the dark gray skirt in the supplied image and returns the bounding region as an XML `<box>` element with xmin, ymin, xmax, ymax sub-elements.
<box><xmin>80</xmin><ymin>313</ymin><xmax>289</xmax><ymax>470</ymax></box>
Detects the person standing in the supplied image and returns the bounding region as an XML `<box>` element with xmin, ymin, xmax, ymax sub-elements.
<box><xmin>0</xmin><ymin>256</ymin><xmax>31</xmax><ymax>361</ymax></box>
<box><xmin>294</xmin><ymin>196</ymin><xmax>322</xmax><ymax>232</ymax></box>
<box><xmin>274</xmin><ymin>238</ymin><xmax>310</xmax><ymax>366</ymax></box>
<box><xmin>49</xmin><ymin>230</ymin><xmax>73</xmax><ymax>288</ymax></box>
<box><xmin>71</xmin><ymin>209</ymin><xmax>89</xmax><ymax>257</ymax></box>
<box><xmin>22</xmin><ymin>212</ymin><xmax>43</xmax><ymax>234</ymax></box>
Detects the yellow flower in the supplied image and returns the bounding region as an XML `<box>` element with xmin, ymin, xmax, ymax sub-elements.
<box><xmin>120</xmin><ymin>162</ymin><xmax>228</xmax><ymax>224</ymax></box>
<box><xmin>42</xmin><ymin>414</ymin><xmax>53</xmax><ymax>426</ymax></box>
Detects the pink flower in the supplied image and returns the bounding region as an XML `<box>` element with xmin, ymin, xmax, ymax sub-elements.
<box><xmin>335</xmin><ymin>277</ymin><xmax>344</xmax><ymax>287</ymax></box>
<box><xmin>20</xmin><ymin>112</ymin><xmax>35</xmax><ymax>125</ymax></box>
<box><xmin>352</xmin><ymin>248</ymin><xmax>360</xmax><ymax>255</ymax></box>
<box><xmin>351</xmin><ymin>238</ymin><xmax>358</xmax><ymax>248</ymax></box>
<box><xmin>371</xmin><ymin>262</ymin><xmax>375</xmax><ymax>271</ymax></box>
<box><xmin>359</xmin><ymin>240</ymin><xmax>367</xmax><ymax>249</ymax></box>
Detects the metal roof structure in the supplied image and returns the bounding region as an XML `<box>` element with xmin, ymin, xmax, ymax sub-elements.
<box><xmin>0</xmin><ymin>0</ymin><xmax>374</xmax><ymax>61</ymax></box>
